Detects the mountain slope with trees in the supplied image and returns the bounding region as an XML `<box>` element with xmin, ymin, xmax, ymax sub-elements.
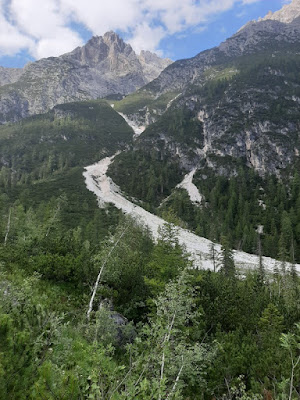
<box><xmin>0</xmin><ymin>1</ymin><xmax>300</xmax><ymax>399</ymax></box>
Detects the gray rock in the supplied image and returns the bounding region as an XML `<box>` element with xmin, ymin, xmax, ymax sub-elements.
<box><xmin>122</xmin><ymin>1</ymin><xmax>300</xmax><ymax>177</ymax></box>
<box><xmin>0</xmin><ymin>31</ymin><xmax>172</xmax><ymax>124</ymax></box>
<box><xmin>0</xmin><ymin>66</ymin><xmax>24</xmax><ymax>86</ymax></box>
<box><xmin>145</xmin><ymin>10</ymin><xmax>300</xmax><ymax>96</ymax></box>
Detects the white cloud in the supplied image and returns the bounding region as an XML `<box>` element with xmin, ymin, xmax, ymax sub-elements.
<box><xmin>128</xmin><ymin>23</ymin><xmax>166</xmax><ymax>54</ymax></box>
<box><xmin>60</xmin><ymin>0</ymin><xmax>142</xmax><ymax>34</ymax></box>
<box><xmin>0</xmin><ymin>1</ymin><xmax>34</xmax><ymax>56</ymax></box>
<box><xmin>8</xmin><ymin>0</ymin><xmax>84</xmax><ymax>58</ymax></box>
<box><xmin>0</xmin><ymin>14</ymin><xmax>33</xmax><ymax>56</ymax></box>
<box><xmin>33</xmin><ymin>29</ymin><xmax>84</xmax><ymax>58</ymax></box>
<box><xmin>0</xmin><ymin>0</ymin><xmax>264</xmax><ymax>60</ymax></box>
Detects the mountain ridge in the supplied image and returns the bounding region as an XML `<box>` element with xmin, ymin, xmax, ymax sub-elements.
<box><xmin>110</xmin><ymin>1</ymin><xmax>300</xmax><ymax>178</ymax></box>
<box><xmin>0</xmin><ymin>31</ymin><xmax>172</xmax><ymax>124</ymax></box>
<box><xmin>260</xmin><ymin>0</ymin><xmax>300</xmax><ymax>24</ymax></box>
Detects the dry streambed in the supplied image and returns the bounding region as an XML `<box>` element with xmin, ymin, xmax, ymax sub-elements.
<box><xmin>84</xmin><ymin>154</ymin><xmax>300</xmax><ymax>274</ymax></box>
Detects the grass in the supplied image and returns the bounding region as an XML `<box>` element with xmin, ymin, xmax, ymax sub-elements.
<box><xmin>113</xmin><ymin>90</ymin><xmax>155</xmax><ymax>114</ymax></box>
<box><xmin>204</xmin><ymin>67</ymin><xmax>239</xmax><ymax>82</ymax></box>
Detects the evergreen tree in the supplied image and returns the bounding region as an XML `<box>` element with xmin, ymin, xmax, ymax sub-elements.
<box><xmin>220</xmin><ymin>236</ymin><xmax>236</xmax><ymax>277</ymax></box>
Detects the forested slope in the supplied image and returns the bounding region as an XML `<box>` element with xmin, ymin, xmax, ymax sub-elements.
<box><xmin>1</xmin><ymin>2</ymin><xmax>300</xmax><ymax>398</ymax></box>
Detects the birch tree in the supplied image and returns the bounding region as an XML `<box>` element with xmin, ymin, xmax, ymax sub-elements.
<box><xmin>280</xmin><ymin>324</ymin><xmax>300</xmax><ymax>400</ymax></box>
<box><xmin>117</xmin><ymin>271</ymin><xmax>215</xmax><ymax>400</ymax></box>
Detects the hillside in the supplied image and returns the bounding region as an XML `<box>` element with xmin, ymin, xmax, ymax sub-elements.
<box><xmin>0</xmin><ymin>2</ymin><xmax>300</xmax><ymax>399</ymax></box>
<box><xmin>0</xmin><ymin>100</ymin><xmax>133</xmax><ymax>248</ymax></box>
<box><xmin>107</xmin><ymin>2</ymin><xmax>300</xmax><ymax>263</ymax></box>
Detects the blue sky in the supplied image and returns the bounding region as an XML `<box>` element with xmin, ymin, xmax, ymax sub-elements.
<box><xmin>0</xmin><ymin>0</ymin><xmax>291</xmax><ymax>68</ymax></box>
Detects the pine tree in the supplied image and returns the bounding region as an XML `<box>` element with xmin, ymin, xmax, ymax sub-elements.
<box><xmin>220</xmin><ymin>235</ymin><xmax>236</xmax><ymax>277</ymax></box>
<box><xmin>210</xmin><ymin>241</ymin><xmax>218</xmax><ymax>273</ymax></box>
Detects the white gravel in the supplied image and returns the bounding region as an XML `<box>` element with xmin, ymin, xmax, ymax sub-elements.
<box><xmin>118</xmin><ymin>112</ymin><xmax>145</xmax><ymax>138</ymax></box>
<box><xmin>83</xmin><ymin>155</ymin><xmax>300</xmax><ymax>274</ymax></box>
<box><xmin>176</xmin><ymin>169</ymin><xmax>203</xmax><ymax>204</ymax></box>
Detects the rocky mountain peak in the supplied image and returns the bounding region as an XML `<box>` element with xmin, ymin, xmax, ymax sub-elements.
<box><xmin>260</xmin><ymin>0</ymin><xmax>300</xmax><ymax>24</ymax></box>
<box><xmin>64</xmin><ymin>32</ymin><xmax>135</xmax><ymax>66</ymax></box>
<box><xmin>103</xmin><ymin>31</ymin><xmax>122</xmax><ymax>44</ymax></box>
<box><xmin>139</xmin><ymin>50</ymin><xmax>171</xmax><ymax>64</ymax></box>
<box><xmin>0</xmin><ymin>31</ymin><xmax>172</xmax><ymax>123</ymax></box>
<box><xmin>138</xmin><ymin>49</ymin><xmax>173</xmax><ymax>82</ymax></box>
<box><xmin>102</xmin><ymin>31</ymin><xmax>132</xmax><ymax>54</ymax></box>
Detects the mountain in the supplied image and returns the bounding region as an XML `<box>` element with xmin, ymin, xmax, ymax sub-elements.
<box><xmin>0</xmin><ymin>66</ymin><xmax>23</xmax><ymax>86</ymax></box>
<box><xmin>105</xmin><ymin>1</ymin><xmax>300</xmax><ymax>261</ymax></box>
<box><xmin>1</xmin><ymin>0</ymin><xmax>300</xmax><ymax>261</ymax></box>
<box><xmin>260</xmin><ymin>0</ymin><xmax>300</xmax><ymax>24</ymax></box>
<box><xmin>1</xmin><ymin>5</ymin><xmax>300</xmax><ymax>399</ymax></box>
<box><xmin>112</xmin><ymin>0</ymin><xmax>300</xmax><ymax>178</ymax></box>
<box><xmin>142</xmin><ymin>0</ymin><xmax>300</xmax><ymax>96</ymax></box>
<box><xmin>0</xmin><ymin>31</ymin><xmax>172</xmax><ymax>124</ymax></box>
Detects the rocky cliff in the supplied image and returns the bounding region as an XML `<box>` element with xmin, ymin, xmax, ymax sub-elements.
<box><xmin>114</xmin><ymin>0</ymin><xmax>300</xmax><ymax>177</ymax></box>
<box><xmin>0</xmin><ymin>67</ymin><xmax>24</xmax><ymax>86</ymax></box>
<box><xmin>144</xmin><ymin>17</ymin><xmax>300</xmax><ymax>97</ymax></box>
<box><xmin>0</xmin><ymin>31</ymin><xmax>172</xmax><ymax>124</ymax></box>
<box><xmin>260</xmin><ymin>0</ymin><xmax>300</xmax><ymax>24</ymax></box>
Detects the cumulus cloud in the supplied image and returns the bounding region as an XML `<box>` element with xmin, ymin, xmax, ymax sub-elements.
<box><xmin>0</xmin><ymin>0</ymin><xmax>34</xmax><ymax>56</ymax></box>
<box><xmin>8</xmin><ymin>0</ymin><xmax>84</xmax><ymax>58</ymax></box>
<box><xmin>128</xmin><ymin>23</ymin><xmax>166</xmax><ymax>54</ymax></box>
<box><xmin>0</xmin><ymin>0</ymin><xmax>263</xmax><ymax>60</ymax></box>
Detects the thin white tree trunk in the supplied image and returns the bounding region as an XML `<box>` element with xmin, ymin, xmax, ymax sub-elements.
<box><xmin>289</xmin><ymin>354</ymin><xmax>300</xmax><ymax>400</ymax></box>
<box><xmin>159</xmin><ymin>351</ymin><xmax>165</xmax><ymax>394</ymax></box>
<box><xmin>45</xmin><ymin>204</ymin><xmax>60</xmax><ymax>237</ymax></box>
<box><xmin>289</xmin><ymin>363</ymin><xmax>294</xmax><ymax>400</ymax></box>
<box><xmin>166</xmin><ymin>357</ymin><xmax>184</xmax><ymax>400</ymax></box>
<box><xmin>4</xmin><ymin>207</ymin><xmax>12</xmax><ymax>246</ymax></box>
<box><xmin>159</xmin><ymin>310</ymin><xmax>177</xmax><ymax>399</ymax></box>
<box><xmin>87</xmin><ymin>224</ymin><xmax>129</xmax><ymax>320</ymax></box>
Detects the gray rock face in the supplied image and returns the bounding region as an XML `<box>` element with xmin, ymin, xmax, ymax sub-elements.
<box><xmin>146</xmin><ymin>12</ymin><xmax>300</xmax><ymax>96</ymax></box>
<box><xmin>0</xmin><ymin>31</ymin><xmax>172</xmax><ymax>124</ymax></box>
<box><xmin>260</xmin><ymin>0</ymin><xmax>300</xmax><ymax>24</ymax></box>
<box><xmin>130</xmin><ymin>3</ymin><xmax>300</xmax><ymax>177</ymax></box>
<box><xmin>0</xmin><ymin>67</ymin><xmax>23</xmax><ymax>86</ymax></box>
<box><xmin>138</xmin><ymin>50</ymin><xmax>172</xmax><ymax>82</ymax></box>
<box><xmin>138</xmin><ymin>76</ymin><xmax>300</xmax><ymax>177</ymax></box>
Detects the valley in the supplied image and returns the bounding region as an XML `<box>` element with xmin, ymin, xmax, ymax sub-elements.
<box><xmin>1</xmin><ymin>1</ymin><xmax>300</xmax><ymax>398</ymax></box>
<box><xmin>84</xmin><ymin>142</ymin><xmax>300</xmax><ymax>274</ymax></box>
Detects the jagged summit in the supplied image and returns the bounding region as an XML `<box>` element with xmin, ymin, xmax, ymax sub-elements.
<box><xmin>64</xmin><ymin>31</ymin><xmax>171</xmax><ymax>73</ymax></box>
<box><xmin>260</xmin><ymin>0</ymin><xmax>300</xmax><ymax>24</ymax></box>
<box><xmin>237</xmin><ymin>0</ymin><xmax>300</xmax><ymax>33</ymax></box>
<box><xmin>0</xmin><ymin>31</ymin><xmax>172</xmax><ymax>124</ymax></box>
<box><xmin>63</xmin><ymin>31</ymin><xmax>136</xmax><ymax>69</ymax></box>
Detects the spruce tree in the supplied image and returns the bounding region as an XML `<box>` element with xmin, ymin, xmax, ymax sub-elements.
<box><xmin>220</xmin><ymin>235</ymin><xmax>236</xmax><ymax>277</ymax></box>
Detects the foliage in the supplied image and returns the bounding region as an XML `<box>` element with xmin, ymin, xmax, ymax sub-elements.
<box><xmin>0</xmin><ymin>222</ymin><xmax>299</xmax><ymax>399</ymax></box>
<box><xmin>108</xmin><ymin>149</ymin><xmax>183</xmax><ymax>208</ymax></box>
<box><xmin>162</xmin><ymin>166</ymin><xmax>300</xmax><ymax>262</ymax></box>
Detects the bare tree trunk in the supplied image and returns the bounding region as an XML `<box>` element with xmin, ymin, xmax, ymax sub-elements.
<box><xmin>289</xmin><ymin>354</ymin><xmax>300</xmax><ymax>400</ymax></box>
<box><xmin>45</xmin><ymin>204</ymin><xmax>60</xmax><ymax>237</ymax></box>
<box><xmin>166</xmin><ymin>356</ymin><xmax>184</xmax><ymax>400</ymax></box>
<box><xmin>87</xmin><ymin>224</ymin><xmax>129</xmax><ymax>320</ymax></box>
<box><xmin>4</xmin><ymin>207</ymin><xmax>12</xmax><ymax>246</ymax></box>
<box><xmin>159</xmin><ymin>311</ymin><xmax>177</xmax><ymax>400</ymax></box>
<box><xmin>160</xmin><ymin>351</ymin><xmax>165</xmax><ymax>394</ymax></box>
